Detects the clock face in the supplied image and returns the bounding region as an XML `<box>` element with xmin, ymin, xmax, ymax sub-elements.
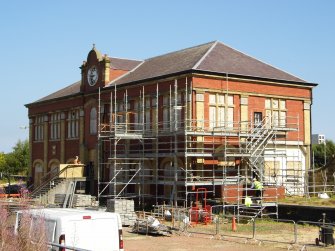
<box><xmin>87</xmin><ymin>66</ymin><xmax>98</xmax><ymax>86</ymax></box>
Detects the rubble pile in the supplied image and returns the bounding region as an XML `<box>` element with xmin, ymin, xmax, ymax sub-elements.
<box><xmin>132</xmin><ymin>216</ymin><xmax>172</xmax><ymax>236</ymax></box>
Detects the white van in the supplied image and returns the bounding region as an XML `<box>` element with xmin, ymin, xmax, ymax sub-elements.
<box><xmin>15</xmin><ymin>208</ymin><xmax>124</xmax><ymax>251</ymax></box>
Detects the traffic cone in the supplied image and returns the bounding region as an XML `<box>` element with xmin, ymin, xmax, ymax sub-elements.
<box><xmin>232</xmin><ymin>215</ymin><xmax>237</xmax><ymax>232</ymax></box>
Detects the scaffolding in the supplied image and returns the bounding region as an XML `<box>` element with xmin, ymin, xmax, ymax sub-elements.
<box><xmin>96</xmin><ymin>78</ymin><xmax>304</xmax><ymax>218</ymax></box>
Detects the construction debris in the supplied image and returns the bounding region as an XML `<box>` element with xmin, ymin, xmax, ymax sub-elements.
<box><xmin>132</xmin><ymin>216</ymin><xmax>172</xmax><ymax>236</ymax></box>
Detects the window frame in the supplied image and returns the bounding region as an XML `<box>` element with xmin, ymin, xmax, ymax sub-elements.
<box><xmin>208</xmin><ymin>93</ymin><xmax>234</xmax><ymax>130</ymax></box>
<box><xmin>67</xmin><ymin>109</ymin><xmax>79</xmax><ymax>139</ymax></box>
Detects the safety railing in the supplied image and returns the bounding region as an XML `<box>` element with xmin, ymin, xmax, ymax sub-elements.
<box><xmin>175</xmin><ymin>211</ymin><xmax>334</xmax><ymax>248</ymax></box>
<box><xmin>29</xmin><ymin>164</ymin><xmax>84</xmax><ymax>198</ymax></box>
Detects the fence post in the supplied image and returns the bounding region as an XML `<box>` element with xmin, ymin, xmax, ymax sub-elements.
<box><xmin>294</xmin><ymin>221</ymin><xmax>297</xmax><ymax>244</ymax></box>
<box><xmin>171</xmin><ymin>206</ymin><xmax>175</xmax><ymax>228</ymax></box>
<box><xmin>137</xmin><ymin>219</ymin><xmax>139</xmax><ymax>235</ymax></box>
<box><xmin>252</xmin><ymin>218</ymin><xmax>256</xmax><ymax>239</ymax></box>
<box><xmin>216</xmin><ymin>216</ymin><xmax>219</xmax><ymax>235</ymax></box>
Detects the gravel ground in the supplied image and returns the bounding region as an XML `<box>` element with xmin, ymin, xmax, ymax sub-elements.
<box><xmin>123</xmin><ymin>226</ymin><xmax>335</xmax><ymax>251</ymax></box>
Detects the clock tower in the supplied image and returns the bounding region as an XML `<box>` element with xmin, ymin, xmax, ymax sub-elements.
<box><xmin>80</xmin><ymin>44</ymin><xmax>111</xmax><ymax>92</ymax></box>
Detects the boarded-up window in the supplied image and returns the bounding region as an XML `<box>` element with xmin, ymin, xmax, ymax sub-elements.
<box><xmin>265</xmin><ymin>98</ymin><xmax>286</xmax><ymax>127</ymax></box>
<box><xmin>218</xmin><ymin>107</ymin><xmax>225</xmax><ymax>127</ymax></box>
<box><xmin>145</xmin><ymin>110</ymin><xmax>150</xmax><ymax>130</ymax></box>
<box><xmin>279</xmin><ymin>111</ymin><xmax>286</xmax><ymax>127</ymax></box>
<box><xmin>286</xmin><ymin>161</ymin><xmax>303</xmax><ymax>178</ymax></box>
<box><xmin>207</xmin><ymin>93</ymin><xmax>234</xmax><ymax>130</ymax></box>
<box><xmin>227</xmin><ymin>107</ymin><xmax>234</xmax><ymax>128</ymax></box>
<box><xmin>264</xmin><ymin>161</ymin><xmax>280</xmax><ymax>176</ymax></box>
<box><xmin>196</xmin><ymin>93</ymin><xmax>204</xmax><ymax>101</ymax></box>
<box><xmin>209</xmin><ymin>106</ymin><xmax>216</xmax><ymax>129</ymax></box>
<box><xmin>209</xmin><ymin>94</ymin><xmax>216</xmax><ymax>104</ymax></box>
<box><xmin>227</xmin><ymin>95</ymin><xmax>234</xmax><ymax>106</ymax></box>
<box><xmin>218</xmin><ymin>95</ymin><xmax>225</xmax><ymax>105</ymax></box>
<box><xmin>163</xmin><ymin>107</ymin><xmax>170</xmax><ymax>130</ymax></box>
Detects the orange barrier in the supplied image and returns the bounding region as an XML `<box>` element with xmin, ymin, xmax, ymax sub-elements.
<box><xmin>232</xmin><ymin>215</ymin><xmax>237</xmax><ymax>231</ymax></box>
<box><xmin>0</xmin><ymin>193</ymin><xmax>21</xmax><ymax>198</ymax></box>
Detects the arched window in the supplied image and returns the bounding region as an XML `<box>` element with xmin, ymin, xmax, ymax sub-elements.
<box><xmin>90</xmin><ymin>107</ymin><xmax>97</xmax><ymax>134</ymax></box>
<box><xmin>34</xmin><ymin>162</ymin><xmax>44</xmax><ymax>186</ymax></box>
<box><xmin>49</xmin><ymin>161</ymin><xmax>60</xmax><ymax>176</ymax></box>
<box><xmin>163</xmin><ymin>161</ymin><xmax>174</xmax><ymax>182</ymax></box>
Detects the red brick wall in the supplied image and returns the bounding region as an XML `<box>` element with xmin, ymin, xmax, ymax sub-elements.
<box><xmin>64</xmin><ymin>139</ymin><xmax>80</xmax><ymax>161</ymax></box>
<box><xmin>109</xmin><ymin>69</ymin><xmax>129</xmax><ymax>82</ymax></box>
<box><xmin>32</xmin><ymin>142</ymin><xmax>43</xmax><ymax>161</ymax></box>
<box><xmin>28</xmin><ymin>98</ymin><xmax>84</xmax><ymax>115</ymax></box>
<box><xmin>192</xmin><ymin>77</ymin><xmax>311</xmax><ymax>99</ymax></box>
<box><xmin>192</xmin><ymin>77</ymin><xmax>309</xmax><ymax>141</ymax></box>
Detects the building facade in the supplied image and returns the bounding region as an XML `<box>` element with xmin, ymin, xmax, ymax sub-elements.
<box><xmin>312</xmin><ymin>134</ymin><xmax>326</xmax><ymax>145</ymax></box>
<box><xmin>26</xmin><ymin>41</ymin><xmax>317</xmax><ymax>207</ymax></box>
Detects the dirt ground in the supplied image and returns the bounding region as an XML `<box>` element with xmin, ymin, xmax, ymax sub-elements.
<box><xmin>123</xmin><ymin>226</ymin><xmax>335</xmax><ymax>251</ymax></box>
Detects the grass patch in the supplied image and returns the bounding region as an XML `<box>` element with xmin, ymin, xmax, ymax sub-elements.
<box><xmin>279</xmin><ymin>195</ymin><xmax>335</xmax><ymax>206</ymax></box>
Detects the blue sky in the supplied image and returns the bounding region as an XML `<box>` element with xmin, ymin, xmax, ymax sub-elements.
<box><xmin>0</xmin><ymin>1</ymin><xmax>334</xmax><ymax>153</ymax></box>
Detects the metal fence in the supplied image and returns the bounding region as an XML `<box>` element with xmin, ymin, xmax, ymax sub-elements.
<box><xmin>173</xmin><ymin>210</ymin><xmax>335</xmax><ymax>248</ymax></box>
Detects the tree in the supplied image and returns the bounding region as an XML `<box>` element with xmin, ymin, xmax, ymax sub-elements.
<box><xmin>0</xmin><ymin>152</ymin><xmax>6</xmax><ymax>173</ymax></box>
<box><xmin>4</xmin><ymin>139</ymin><xmax>30</xmax><ymax>175</ymax></box>
<box><xmin>312</xmin><ymin>140</ymin><xmax>335</xmax><ymax>168</ymax></box>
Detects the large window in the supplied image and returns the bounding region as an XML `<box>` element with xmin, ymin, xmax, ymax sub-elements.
<box><xmin>208</xmin><ymin>93</ymin><xmax>234</xmax><ymax>129</ymax></box>
<box><xmin>163</xmin><ymin>95</ymin><xmax>171</xmax><ymax>130</ymax></box>
<box><xmin>67</xmin><ymin>110</ymin><xmax>79</xmax><ymax>139</ymax></box>
<box><xmin>90</xmin><ymin>107</ymin><xmax>97</xmax><ymax>134</ymax></box>
<box><xmin>133</xmin><ymin>99</ymin><xmax>141</xmax><ymax>130</ymax></box>
<box><xmin>34</xmin><ymin>115</ymin><xmax>44</xmax><ymax>141</ymax></box>
<box><xmin>145</xmin><ymin>97</ymin><xmax>151</xmax><ymax>130</ymax></box>
<box><xmin>265</xmin><ymin>98</ymin><xmax>286</xmax><ymax>127</ymax></box>
<box><xmin>162</xmin><ymin>93</ymin><xmax>184</xmax><ymax>131</ymax></box>
<box><xmin>50</xmin><ymin>113</ymin><xmax>61</xmax><ymax>140</ymax></box>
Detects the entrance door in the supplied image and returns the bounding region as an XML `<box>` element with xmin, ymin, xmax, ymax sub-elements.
<box><xmin>34</xmin><ymin>164</ymin><xmax>43</xmax><ymax>186</ymax></box>
<box><xmin>254</xmin><ymin>112</ymin><xmax>262</xmax><ymax>128</ymax></box>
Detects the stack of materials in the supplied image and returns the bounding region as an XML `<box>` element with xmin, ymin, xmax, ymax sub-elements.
<box><xmin>107</xmin><ymin>199</ymin><xmax>137</xmax><ymax>226</ymax></box>
<box><xmin>54</xmin><ymin>194</ymin><xmax>95</xmax><ymax>207</ymax></box>
<box><xmin>72</xmin><ymin>194</ymin><xmax>95</xmax><ymax>207</ymax></box>
<box><xmin>132</xmin><ymin>216</ymin><xmax>172</xmax><ymax>236</ymax></box>
<box><xmin>54</xmin><ymin>194</ymin><xmax>66</xmax><ymax>205</ymax></box>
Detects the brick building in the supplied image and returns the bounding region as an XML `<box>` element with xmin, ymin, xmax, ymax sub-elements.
<box><xmin>26</xmin><ymin>41</ymin><xmax>317</xmax><ymax>209</ymax></box>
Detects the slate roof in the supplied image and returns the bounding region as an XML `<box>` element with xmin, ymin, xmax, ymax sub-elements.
<box><xmin>32</xmin><ymin>81</ymin><xmax>81</xmax><ymax>104</ymax></box>
<box><xmin>109</xmin><ymin>41</ymin><xmax>215</xmax><ymax>86</ymax></box>
<box><xmin>195</xmin><ymin>41</ymin><xmax>305</xmax><ymax>82</ymax></box>
<box><xmin>108</xmin><ymin>57</ymin><xmax>143</xmax><ymax>70</ymax></box>
<box><xmin>27</xmin><ymin>41</ymin><xmax>314</xmax><ymax>106</ymax></box>
<box><xmin>110</xmin><ymin>41</ymin><xmax>306</xmax><ymax>86</ymax></box>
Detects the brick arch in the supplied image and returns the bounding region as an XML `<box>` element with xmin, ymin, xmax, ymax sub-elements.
<box><xmin>159</xmin><ymin>157</ymin><xmax>184</xmax><ymax>179</ymax></box>
<box><xmin>32</xmin><ymin>159</ymin><xmax>44</xmax><ymax>186</ymax></box>
<box><xmin>48</xmin><ymin>159</ymin><xmax>60</xmax><ymax>175</ymax></box>
<box><xmin>32</xmin><ymin>159</ymin><xmax>44</xmax><ymax>167</ymax></box>
<box><xmin>48</xmin><ymin>159</ymin><xmax>60</xmax><ymax>168</ymax></box>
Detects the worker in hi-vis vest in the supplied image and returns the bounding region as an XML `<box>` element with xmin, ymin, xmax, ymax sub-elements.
<box><xmin>244</xmin><ymin>196</ymin><xmax>252</xmax><ymax>207</ymax></box>
<box><xmin>251</xmin><ymin>178</ymin><xmax>263</xmax><ymax>198</ymax></box>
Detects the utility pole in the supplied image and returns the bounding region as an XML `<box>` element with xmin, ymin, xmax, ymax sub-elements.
<box><xmin>324</xmin><ymin>140</ymin><xmax>327</xmax><ymax>166</ymax></box>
